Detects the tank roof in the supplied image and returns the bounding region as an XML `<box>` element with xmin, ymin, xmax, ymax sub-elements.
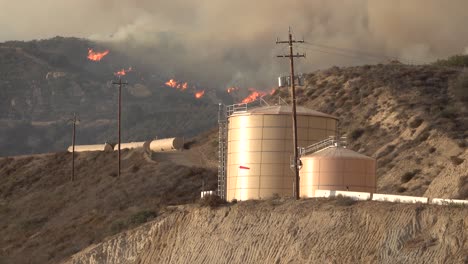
<box><xmin>303</xmin><ymin>146</ymin><xmax>374</xmax><ymax>160</ymax></box>
<box><xmin>232</xmin><ymin>105</ymin><xmax>337</xmax><ymax>119</ymax></box>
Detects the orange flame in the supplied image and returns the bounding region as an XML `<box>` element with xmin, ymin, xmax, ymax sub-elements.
<box><xmin>165</xmin><ymin>79</ymin><xmax>178</xmax><ymax>88</ymax></box>
<box><xmin>114</xmin><ymin>67</ymin><xmax>132</xmax><ymax>76</ymax></box>
<box><xmin>227</xmin><ymin>87</ymin><xmax>240</xmax><ymax>93</ymax></box>
<box><xmin>87</xmin><ymin>48</ymin><xmax>109</xmax><ymax>61</ymax></box>
<box><xmin>165</xmin><ymin>79</ymin><xmax>188</xmax><ymax>90</ymax></box>
<box><xmin>195</xmin><ymin>90</ymin><xmax>205</xmax><ymax>99</ymax></box>
<box><xmin>241</xmin><ymin>88</ymin><xmax>269</xmax><ymax>103</ymax></box>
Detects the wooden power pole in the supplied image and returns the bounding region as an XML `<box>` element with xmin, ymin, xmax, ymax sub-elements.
<box><xmin>112</xmin><ymin>77</ymin><xmax>128</xmax><ymax>178</ymax></box>
<box><xmin>70</xmin><ymin>113</ymin><xmax>80</xmax><ymax>182</ymax></box>
<box><xmin>276</xmin><ymin>27</ymin><xmax>305</xmax><ymax>200</ymax></box>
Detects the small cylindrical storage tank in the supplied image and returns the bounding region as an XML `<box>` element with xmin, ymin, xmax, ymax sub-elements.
<box><xmin>114</xmin><ymin>141</ymin><xmax>149</xmax><ymax>151</ymax></box>
<box><xmin>226</xmin><ymin>105</ymin><xmax>337</xmax><ymax>201</ymax></box>
<box><xmin>149</xmin><ymin>137</ymin><xmax>184</xmax><ymax>152</ymax></box>
<box><xmin>299</xmin><ymin>147</ymin><xmax>376</xmax><ymax>197</ymax></box>
<box><xmin>67</xmin><ymin>143</ymin><xmax>114</xmax><ymax>152</ymax></box>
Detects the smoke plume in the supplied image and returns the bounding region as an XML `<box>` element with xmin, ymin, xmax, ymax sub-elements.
<box><xmin>2</xmin><ymin>0</ymin><xmax>468</xmax><ymax>89</ymax></box>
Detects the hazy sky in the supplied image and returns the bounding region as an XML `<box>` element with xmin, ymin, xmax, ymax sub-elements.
<box><xmin>2</xmin><ymin>0</ymin><xmax>468</xmax><ymax>88</ymax></box>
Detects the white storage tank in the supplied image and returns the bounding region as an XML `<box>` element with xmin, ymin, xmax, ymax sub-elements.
<box><xmin>113</xmin><ymin>141</ymin><xmax>149</xmax><ymax>151</ymax></box>
<box><xmin>149</xmin><ymin>137</ymin><xmax>184</xmax><ymax>152</ymax></box>
<box><xmin>226</xmin><ymin>105</ymin><xmax>337</xmax><ymax>201</ymax></box>
<box><xmin>67</xmin><ymin>143</ymin><xmax>114</xmax><ymax>152</ymax></box>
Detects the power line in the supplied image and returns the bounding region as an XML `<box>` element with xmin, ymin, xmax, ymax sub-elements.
<box><xmin>304</xmin><ymin>41</ymin><xmax>395</xmax><ymax>61</ymax></box>
<box><xmin>301</xmin><ymin>41</ymin><xmax>427</xmax><ymax>65</ymax></box>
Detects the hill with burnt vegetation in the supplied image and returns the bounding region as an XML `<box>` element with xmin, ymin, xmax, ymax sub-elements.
<box><xmin>1</xmin><ymin>54</ymin><xmax>467</xmax><ymax>263</ymax></box>
<box><xmin>0</xmin><ymin>37</ymin><xmax>219</xmax><ymax>157</ymax></box>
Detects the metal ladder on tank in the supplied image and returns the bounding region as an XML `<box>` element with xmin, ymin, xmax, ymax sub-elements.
<box><xmin>217</xmin><ymin>103</ymin><xmax>228</xmax><ymax>199</ymax></box>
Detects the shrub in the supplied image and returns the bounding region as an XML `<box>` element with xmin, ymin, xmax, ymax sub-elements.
<box><xmin>450</xmin><ymin>156</ymin><xmax>465</xmax><ymax>166</ymax></box>
<box><xmin>452</xmin><ymin>71</ymin><xmax>468</xmax><ymax>102</ymax></box>
<box><xmin>350</xmin><ymin>128</ymin><xmax>365</xmax><ymax>140</ymax></box>
<box><xmin>198</xmin><ymin>194</ymin><xmax>226</xmax><ymax>208</ymax></box>
<box><xmin>428</xmin><ymin>147</ymin><xmax>436</xmax><ymax>154</ymax></box>
<box><xmin>397</xmin><ymin>187</ymin><xmax>407</xmax><ymax>193</ymax></box>
<box><xmin>401</xmin><ymin>169</ymin><xmax>421</xmax><ymax>183</ymax></box>
<box><xmin>440</xmin><ymin>106</ymin><xmax>458</xmax><ymax>119</ymax></box>
<box><xmin>416</xmin><ymin>131</ymin><xmax>430</xmax><ymax>143</ymax></box>
<box><xmin>335</xmin><ymin>195</ymin><xmax>356</xmax><ymax>206</ymax></box>
<box><xmin>433</xmin><ymin>55</ymin><xmax>468</xmax><ymax>67</ymax></box>
<box><xmin>409</xmin><ymin>118</ymin><xmax>423</xmax><ymax>129</ymax></box>
<box><xmin>110</xmin><ymin>220</ymin><xmax>127</xmax><ymax>234</ymax></box>
<box><xmin>457</xmin><ymin>176</ymin><xmax>468</xmax><ymax>199</ymax></box>
<box><xmin>131</xmin><ymin>165</ymin><xmax>140</xmax><ymax>173</ymax></box>
<box><xmin>128</xmin><ymin>210</ymin><xmax>157</xmax><ymax>225</ymax></box>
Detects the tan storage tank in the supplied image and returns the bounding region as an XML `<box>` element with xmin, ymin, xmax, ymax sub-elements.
<box><xmin>113</xmin><ymin>141</ymin><xmax>149</xmax><ymax>151</ymax></box>
<box><xmin>149</xmin><ymin>137</ymin><xmax>184</xmax><ymax>152</ymax></box>
<box><xmin>226</xmin><ymin>105</ymin><xmax>337</xmax><ymax>201</ymax></box>
<box><xmin>299</xmin><ymin>147</ymin><xmax>376</xmax><ymax>197</ymax></box>
<box><xmin>67</xmin><ymin>143</ymin><xmax>114</xmax><ymax>152</ymax></box>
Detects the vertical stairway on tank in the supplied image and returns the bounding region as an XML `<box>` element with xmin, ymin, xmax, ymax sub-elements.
<box><xmin>217</xmin><ymin>103</ymin><xmax>228</xmax><ymax>199</ymax></box>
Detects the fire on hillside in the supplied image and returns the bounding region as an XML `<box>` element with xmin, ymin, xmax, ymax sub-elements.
<box><xmin>87</xmin><ymin>48</ymin><xmax>109</xmax><ymax>61</ymax></box>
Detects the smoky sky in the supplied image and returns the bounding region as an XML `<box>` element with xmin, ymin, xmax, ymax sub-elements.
<box><xmin>2</xmin><ymin>0</ymin><xmax>468</xmax><ymax>89</ymax></box>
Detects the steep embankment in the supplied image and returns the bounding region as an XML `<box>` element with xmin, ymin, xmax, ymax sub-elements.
<box><xmin>64</xmin><ymin>199</ymin><xmax>468</xmax><ymax>264</ymax></box>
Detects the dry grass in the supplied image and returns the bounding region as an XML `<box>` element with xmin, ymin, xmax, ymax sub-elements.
<box><xmin>0</xmin><ymin>150</ymin><xmax>217</xmax><ymax>264</ymax></box>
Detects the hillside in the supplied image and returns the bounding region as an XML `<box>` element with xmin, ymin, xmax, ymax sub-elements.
<box><xmin>64</xmin><ymin>199</ymin><xmax>468</xmax><ymax>264</ymax></box>
<box><xmin>0</xmin><ymin>37</ymin><xmax>220</xmax><ymax>156</ymax></box>
<box><xmin>271</xmin><ymin>63</ymin><xmax>467</xmax><ymax>199</ymax></box>
<box><xmin>1</xmin><ymin>62</ymin><xmax>467</xmax><ymax>263</ymax></box>
<box><xmin>0</xmin><ymin>135</ymin><xmax>217</xmax><ymax>264</ymax></box>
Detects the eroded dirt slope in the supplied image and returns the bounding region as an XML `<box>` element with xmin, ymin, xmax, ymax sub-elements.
<box><xmin>64</xmin><ymin>199</ymin><xmax>468</xmax><ymax>264</ymax></box>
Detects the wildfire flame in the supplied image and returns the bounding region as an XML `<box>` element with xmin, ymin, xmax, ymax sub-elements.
<box><xmin>242</xmin><ymin>90</ymin><xmax>266</xmax><ymax>103</ymax></box>
<box><xmin>87</xmin><ymin>48</ymin><xmax>109</xmax><ymax>61</ymax></box>
<box><xmin>165</xmin><ymin>79</ymin><xmax>188</xmax><ymax>90</ymax></box>
<box><xmin>114</xmin><ymin>67</ymin><xmax>132</xmax><ymax>76</ymax></box>
<box><xmin>227</xmin><ymin>87</ymin><xmax>239</xmax><ymax>93</ymax></box>
<box><xmin>195</xmin><ymin>90</ymin><xmax>205</xmax><ymax>99</ymax></box>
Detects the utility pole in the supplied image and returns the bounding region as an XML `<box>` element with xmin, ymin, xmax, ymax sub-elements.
<box><xmin>70</xmin><ymin>113</ymin><xmax>80</xmax><ymax>182</ymax></box>
<box><xmin>112</xmin><ymin>77</ymin><xmax>128</xmax><ymax>178</ymax></box>
<box><xmin>276</xmin><ymin>27</ymin><xmax>305</xmax><ymax>200</ymax></box>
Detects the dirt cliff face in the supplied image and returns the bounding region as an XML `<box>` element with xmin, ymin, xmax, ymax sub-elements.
<box><xmin>64</xmin><ymin>199</ymin><xmax>468</xmax><ymax>264</ymax></box>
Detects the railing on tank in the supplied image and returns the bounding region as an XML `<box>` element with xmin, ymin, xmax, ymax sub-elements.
<box><xmin>299</xmin><ymin>136</ymin><xmax>348</xmax><ymax>156</ymax></box>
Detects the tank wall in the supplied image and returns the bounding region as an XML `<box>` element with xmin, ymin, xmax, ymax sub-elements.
<box><xmin>299</xmin><ymin>157</ymin><xmax>376</xmax><ymax>198</ymax></box>
<box><xmin>149</xmin><ymin>137</ymin><xmax>183</xmax><ymax>152</ymax></box>
<box><xmin>226</xmin><ymin>114</ymin><xmax>337</xmax><ymax>201</ymax></box>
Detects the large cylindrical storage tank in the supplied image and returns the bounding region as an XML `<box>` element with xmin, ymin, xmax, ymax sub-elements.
<box><xmin>114</xmin><ymin>141</ymin><xmax>149</xmax><ymax>151</ymax></box>
<box><xmin>149</xmin><ymin>137</ymin><xmax>184</xmax><ymax>152</ymax></box>
<box><xmin>226</xmin><ymin>105</ymin><xmax>337</xmax><ymax>201</ymax></box>
<box><xmin>67</xmin><ymin>143</ymin><xmax>114</xmax><ymax>152</ymax></box>
<box><xmin>299</xmin><ymin>147</ymin><xmax>376</xmax><ymax>197</ymax></box>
